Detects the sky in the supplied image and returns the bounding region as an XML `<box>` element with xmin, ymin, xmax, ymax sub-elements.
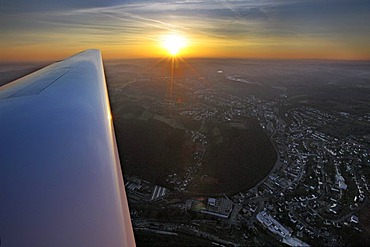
<box><xmin>1</xmin><ymin>0</ymin><xmax>370</xmax><ymax>61</ymax></box>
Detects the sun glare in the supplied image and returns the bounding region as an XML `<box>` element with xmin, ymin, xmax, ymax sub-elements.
<box><xmin>161</xmin><ymin>34</ymin><xmax>187</xmax><ymax>56</ymax></box>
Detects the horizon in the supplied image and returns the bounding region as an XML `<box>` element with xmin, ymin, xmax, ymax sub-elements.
<box><xmin>1</xmin><ymin>0</ymin><xmax>370</xmax><ymax>62</ymax></box>
<box><xmin>2</xmin><ymin>52</ymin><xmax>370</xmax><ymax>64</ymax></box>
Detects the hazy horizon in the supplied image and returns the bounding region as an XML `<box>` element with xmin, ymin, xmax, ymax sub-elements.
<box><xmin>2</xmin><ymin>53</ymin><xmax>370</xmax><ymax>64</ymax></box>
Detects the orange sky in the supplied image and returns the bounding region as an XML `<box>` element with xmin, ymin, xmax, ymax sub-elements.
<box><xmin>1</xmin><ymin>1</ymin><xmax>370</xmax><ymax>61</ymax></box>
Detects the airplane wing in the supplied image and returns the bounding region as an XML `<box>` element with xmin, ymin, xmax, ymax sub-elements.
<box><xmin>0</xmin><ymin>50</ymin><xmax>136</xmax><ymax>246</ymax></box>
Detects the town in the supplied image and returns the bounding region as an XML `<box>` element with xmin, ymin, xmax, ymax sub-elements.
<box><xmin>107</xmin><ymin>63</ymin><xmax>370</xmax><ymax>246</ymax></box>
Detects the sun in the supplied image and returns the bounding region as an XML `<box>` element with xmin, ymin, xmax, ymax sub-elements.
<box><xmin>161</xmin><ymin>34</ymin><xmax>187</xmax><ymax>56</ymax></box>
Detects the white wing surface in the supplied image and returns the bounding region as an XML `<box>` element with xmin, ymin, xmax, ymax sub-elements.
<box><xmin>0</xmin><ymin>50</ymin><xmax>136</xmax><ymax>246</ymax></box>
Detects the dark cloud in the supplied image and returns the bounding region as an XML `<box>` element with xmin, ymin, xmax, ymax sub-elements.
<box><xmin>0</xmin><ymin>0</ymin><xmax>127</xmax><ymax>13</ymax></box>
